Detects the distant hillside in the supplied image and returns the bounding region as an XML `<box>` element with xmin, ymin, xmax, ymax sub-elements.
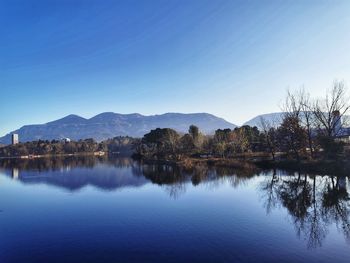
<box><xmin>243</xmin><ymin>112</ymin><xmax>286</xmax><ymax>129</ymax></box>
<box><xmin>244</xmin><ymin>112</ymin><xmax>350</xmax><ymax>130</ymax></box>
<box><xmin>0</xmin><ymin>112</ymin><xmax>236</xmax><ymax>144</ymax></box>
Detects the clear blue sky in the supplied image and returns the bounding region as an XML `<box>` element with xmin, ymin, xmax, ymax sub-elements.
<box><xmin>1</xmin><ymin>0</ymin><xmax>350</xmax><ymax>136</ymax></box>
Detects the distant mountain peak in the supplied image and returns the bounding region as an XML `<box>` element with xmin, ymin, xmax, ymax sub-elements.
<box><xmin>48</xmin><ymin>114</ymin><xmax>87</xmax><ymax>124</ymax></box>
<box><xmin>0</xmin><ymin>112</ymin><xmax>236</xmax><ymax>144</ymax></box>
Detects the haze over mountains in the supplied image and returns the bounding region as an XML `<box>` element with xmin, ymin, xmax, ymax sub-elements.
<box><xmin>0</xmin><ymin>112</ymin><xmax>237</xmax><ymax>144</ymax></box>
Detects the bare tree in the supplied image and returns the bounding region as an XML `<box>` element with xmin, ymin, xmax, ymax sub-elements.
<box><xmin>285</xmin><ymin>88</ymin><xmax>317</xmax><ymax>158</ymax></box>
<box><xmin>280</xmin><ymin>89</ymin><xmax>309</xmax><ymax>161</ymax></box>
<box><xmin>283</xmin><ymin>89</ymin><xmax>302</xmax><ymax>119</ymax></box>
<box><xmin>298</xmin><ymin>88</ymin><xmax>316</xmax><ymax>158</ymax></box>
<box><xmin>260</xmin><ymin>117</ymin><xmax>279</xmax><ymax>161</ymax></box>
<box><xmin>313</xmin><ymin>81</ymin><xmax>350</xmax><ymax>138</ymax></box>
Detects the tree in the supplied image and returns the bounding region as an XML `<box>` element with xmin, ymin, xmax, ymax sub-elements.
<box><xmin>189</xmin><ymin>125</ymin><xmax>199</xmax><ymax>141</ymax></box>
<box><xmin>260</xmin><ymin>117</ymin><xmax>278</xmax><ymax>161</ymax></box>
<box><xmin>214</xmin><ymin>129</ymin><xmax>232</xmax><ymax>142</ymax></box>
<box><xmin>214</xmin><ymin>141</ymin><xmax>226</xmax><ymax>158</ymax></box>
<box><xmin>234</xmin><ymin>125</ymin><xmax>261</xmax><ymax>152</ymax></box>
<box><xmin>317</xmin><ymin>135</ymin><xmax>344</xmax><ymax>160</ymax></box>
<box><xmin>278</xmin><ymin>116</ymin><xmax>307</xmax><ymax>161</ymax></box>
<box><xmin>212</xmin><ymin>129</ymin><xmax>232</xmax><ymax>157</ymax></box>
<box><xmin>283</xmin><ymin>89</ymin><xmax>302</xmax><ymax>119</ymax></box>
<box><xmin>140</xmin><ymin>128</ymin><xmax>180</xmax><ymax>158</ymax></box>
<box><xmin>298</xmin><ymin>89</ymin><xmax>316</xmax><ymax>158</ymax></box>
<box><xmin>313</xmin><ymin>81</ymin><xmax>350</xmax><ymax>138</ymax></box>
<box><xmin>188</xmin><ymin>125</ymin><xmax>204</xmax><ymax>150</ymax></box>
<box><xmin>284</xmin><ymin>88</ymin><xmax>317</xmax><ymax>158</ymax></box>
<box><xmin>231</xmin><ymin>127</ymin><xmax>250</xmax><ymax>153</ymax></box>
<box><xmin>179</xmin><ymin>134</ymin><xmax>195</xmax><ymax>154</ymax></box>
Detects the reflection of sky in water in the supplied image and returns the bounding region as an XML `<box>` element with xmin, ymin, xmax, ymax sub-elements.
<box><xmin>0</xmin><ymin>157</ymin><xmax>349</xmax><ymax>263</ymax></box>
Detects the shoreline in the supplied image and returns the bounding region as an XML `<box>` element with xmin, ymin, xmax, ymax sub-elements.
<box><xmin>0</xmin><ymin>151</ymin><xmax>106</xmax><ymax>160</ymax></box>
<box><xmin>2</xmin><ymin>152</ymin><xmax>349</xmax><ymax>176</ymax></box>
<box><xmin>255</xmin><ymin>159</ymin><xmax>350</xmax><ymax>176</ymax></box>
<box><xmin>135</xmin><ymin>155</ymin><xmax>350</xmax><ymax>176</ymax></box>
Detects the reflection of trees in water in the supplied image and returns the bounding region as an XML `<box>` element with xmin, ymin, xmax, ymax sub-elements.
<box><xmin>139</xmin><ymin>164</ymin><xmax>186</xmax><ymax>185</ymax></box>
<box><xmin>7</xmin><ymin>156</ymin><xmax>348</xmax><ymax>247</ymax></box>
<box><xmin>190</xmin><ymin>164</ymin><xmax>257</xmax><ymax>190</ymax></box>
<box><xmin>0</xmin><ymin>156</ymin><xmax>261</xmax><ymax>201</ymax></box>
<box><xmin>321</xmin><ymin>176</ymin><xmax>350</xmax><ymax>243</ymax></box>
<box><xmin>136</xmin><ymin>162</ymin><xmax>257</xmax><ymax>199</ymax></box>
<box><xmin>1</xmin><ymin>157</ymin><xmax>257</xmax><ymax>198</ymax></box>
<box><xmin>288</xmin><ymin>175</ymin><xmax>327</xmax><ymax>249</ymax></box>
<box><xmin>136</xmin><ymin>164</ymin><xmax>188</xmax><ymax>199</ymax></box>
<box><xmin>259</xmin><ymin>170</ymin><xmax>281</xmax><ymax>214</ymax></box>
<box><xmin>0</xmin><ymin>156</ymin><xmax>136</xmax><ymax>172</ymax></box>
<box><xmin>279</xmin><ymin>174</ymin><xmax>312</xmax><ymax>220</ymax></box>
<box><xmin>163</xmin><ymin>183</ymin><xmax>187</xmax><ymax>200</ymax></box>
<box><xmin>260</xmin><ymin>172</ymin><xmax>350</xmax><ymax>249</ymax></box>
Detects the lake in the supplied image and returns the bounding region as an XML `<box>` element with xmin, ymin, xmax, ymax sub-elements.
<box><xmin>0</xmin><ymin>156</ymin><xmax>349</xmax><ymax>263</ymax></box>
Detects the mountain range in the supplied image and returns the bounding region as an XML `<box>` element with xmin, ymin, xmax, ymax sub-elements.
<box><xmin>0</xmin><ymin>112</ymin><xmax>237</xmax><ymax>144</ymax></box>
<box><xmin>3</xmin><ymin>111</ymin><xmax>348</xmax><ymax>144</ymax></box>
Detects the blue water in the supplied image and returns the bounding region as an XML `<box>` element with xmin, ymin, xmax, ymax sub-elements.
<box><xmin>0</xmin><ymin>157</ymin><xmax>349</xmax><ymax>263</ymax></box>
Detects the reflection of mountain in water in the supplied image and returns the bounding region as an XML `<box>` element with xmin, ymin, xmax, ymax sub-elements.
<box><xmin>1</xmin><ymin>156</ymin><xmax>350</xmax><ymax>250</ymax></box>
<box><xmin>0</xmin><ymin>157</ymin><xmax>148</xmax><ymax>191</ymax></box>
<box><xmin>0</xmin><ymin>156</ymin><xmax>132</xmax><ymax>172</ymax></box>
<box><xmin>0</xmin><ymin>156</ymin><xmax>258</xmax><ymax>195</ymax></box>
<box><xmin>16</xmin><ymin>165</ymin><xmax>149</xmax><ymax>191</ymax></box>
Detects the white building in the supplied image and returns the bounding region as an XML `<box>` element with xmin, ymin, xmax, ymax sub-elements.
<box><xmin>12</xmin><ymin>134</ymin><xmax>19</xmax><ymax>145</ymax></box>
<box><xmin>333</xmin><ymin>111</ymin><xmax>350</xmax><ymax>143</ymax></box>
<box><xmin>61</xmin><ymin>138</ymin><xmax>71</xmax><ymax>143</ymax></box>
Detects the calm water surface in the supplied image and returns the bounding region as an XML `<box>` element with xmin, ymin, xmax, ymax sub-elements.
<box><xmin>0</xmin><ymin>157</ymin><xmax>349</xmax><ymax>263</ymax></box>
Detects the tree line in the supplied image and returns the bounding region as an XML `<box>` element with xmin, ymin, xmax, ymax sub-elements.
<box><xmin>0</xmin><ymin>136</ymin><xmax>138</xmax><ymax>157</ymax></box>
<box><xmin>262</xmin><ymin>80</ymin><xmax>350</xmax><ymax>161</ymax></box>
<box><xmin>136</xmin><ymin>81</ymin><xmax>350</xmax><ymax>162</ymax></box>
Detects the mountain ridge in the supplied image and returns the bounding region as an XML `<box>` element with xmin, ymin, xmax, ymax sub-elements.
<box><xmin>243</xmin><ymin>112</ymin><xmax>286</xmax><ymax>129</ymax></box>
<box><xmin>244</xmin><ymin>112</ymin><xmax>350</xmax><ymax>130</ymax></box>
<box><xmin>0</xmin><ymin>112</ymin><xmax>236</xmax><ymax>144</ymax></box>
